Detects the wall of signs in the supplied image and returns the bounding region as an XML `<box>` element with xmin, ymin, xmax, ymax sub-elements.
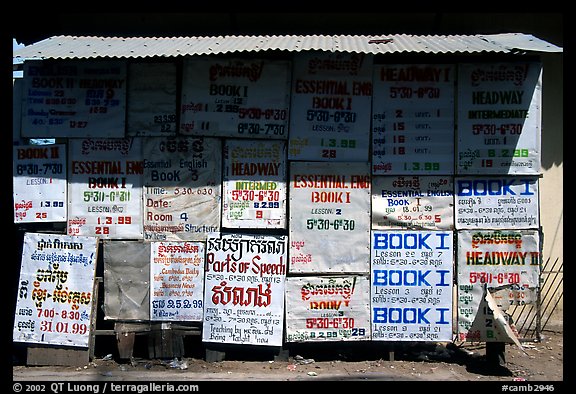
<box><xmin>13</xmin><ymin>56</ymin><xmax>544</xmax><ymax>350</ymax></box>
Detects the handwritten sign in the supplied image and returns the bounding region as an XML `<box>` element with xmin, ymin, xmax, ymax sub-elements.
<box><xmin>372</xmin><ymin>64</ymin><xmax>455</xmax><ymax>174</ymax></box>
<box><xmin>223</xmin><ymin>139</ymin><xmax>287</xmax><ymax>228</ymax></box>
<box><xmin>180</xmin><ymin>58</ymin><xmax>291</xmax><ymax>139</ymax></box>
<box><xmin>67</xmin><ymin>138</ymin><xmax>143</xmax><ymax>239</ymax></box>
<box><xmin>13</xmin><ymin>232</ymin><xmax>98</xmax><ymax>347</ymax></box>
<box><xmin>13</xmin><ymin>144</ymin><xmax>67</xmax><ymax>223</ymax></box>
<box><xmin>457</xmin><ymin>62</ymin><xmax>542</xmax><ymax>174</ymax></box>
<box><xmin>289</xmin><ymin>162</ymin><xmax>371</xmax><ymax>273</ymax></box>
<box><xmin>455</xmin><ymin>176</ymin><xmax>539</xmax><ymax>229</ymax></box>
<box><xmin>150</xmin><ymin>241</ymin><xmax>205</xmax><ymax>321</ymax></box>
<box><xmin>285</xmin><ymin>275</ymin><xmax>371</xmax><ymax>342</ymax></box>
<box><xmin>202</xmin><ymin>233</ymin><xmax>287</xmax><ymax>346</ymax></box>
<box><xmin>371</xmin><ymin>175</ymin><xmax>454</xmax><ymax>230</ymax></box>
<box><xmin>143</xmin><ymin>137</ymin><xmax>221</xmax><ymax>241</ymax></box>
<box><xmin>371</xmin><ymin>230</ymin><xmax>453</xmax><ymax>341</ymax></box>
<box><xmin>288</xmin><ymin>52</ymin><xmax>372</xmax><ymax>161</ymax></box>
<box><xmin>127</xmin><ymin>62</ymin><xmax>177</xmax><ymax>136</ymax></box>
<box><xmin>21</xmin><ymin>60</ymin><xmax>126</xmax><ymax>138</ymax></box>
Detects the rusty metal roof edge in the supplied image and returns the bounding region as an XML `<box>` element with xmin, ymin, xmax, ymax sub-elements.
<box><xmin>12</xmin><ymin>33</ymin><xmax>563</xmax><ymax>61</ymax></box>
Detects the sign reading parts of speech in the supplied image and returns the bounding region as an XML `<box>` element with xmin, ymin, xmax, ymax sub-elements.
<box><xmin>143</xmin><ymin>137</ymin><xmax>222</xmax><ymax>241</ymax></box>
<box><xmin>289</xmin><ymin>161</ymin><xmax>371</xmax><ymax>274</ymax></box>
<box><xmin>67</xmin><ymin>138</ymin><xmax>143</xmax><ymax>239</ymax></box>
<box><xmin>455</xmin><ymin>176</ymin><xmax>539</xmax><ymax>229</ymax></box>
<box><xmin>150</xmin><ymin>241</ymin><xmax>205</xmax><ymax>321</ymax></box>
<box><xmin>370</xmin><ymin>230</ymin><xmax>454</xmax><ymax>342</ymax></box>
<box><xmin>372</xmin><ymin>64</ymin><xmax>455</xmax><ymax>175</ymax></box>
<box><xmin>13</xmin><ymin>144</ymin><xmax>67</xmax><ymax>223</ymax></box>
<box><xmin>288</xmin><ymin>51</ymin><xmax>373</xmax><ymax>162</ymax></box>
<box><xmin>21</xmin><ymin>59</ymin><xmax>127</xmax><ymax>138</ymax></box>
<box><xmin>180</xmin><ymin>58</ymin><xmax>291</xmax><ymax>139</ymax></box>
<box><xmin>371</xmin><ymin>175</ymin><xmax>454</xmax><ymax>230</ymax></box>
<box><xmin>127</xmin><ymin>62</ymin><xmax>177</xmax><ymax>136</ymax></box>
<box><xmin>284</xmin><ymin>275</ymin><xmax>371</xmax><ymax>342</ymax></box>
<box><xmin>202</xmin><ymin>233</ymin><xmax>287</xmax><ymax>346</ymax></box>
<box><xmin>222</xmin><ymin>139</ymin><xmax>287</xmax><ymax>229</ymax></box>
<box><xmin>457</xmin><ymin>62</ymin><xmax>542</xmax><ymax>174</ymax></box>
<box><xmin>13</xmin><ymin>232</ymin><xmax>98</xmax><ymax>348</ymax></box>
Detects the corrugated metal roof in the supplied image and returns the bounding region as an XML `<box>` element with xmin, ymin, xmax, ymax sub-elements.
<box><xmin>12</xmin><ymin>33</ymin><xmax>563</xmax><ymax>61</ymax></box>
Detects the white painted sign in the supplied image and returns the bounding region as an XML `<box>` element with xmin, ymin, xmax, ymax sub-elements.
<box><xmin>372</xmin><ymin>64</ymin><xmax>455</xmax><ymax>174</ymax></box>
<box><xmin>285</xmin><ymin>275</ymin><xmax>371</xmax><ymax>342</ymax></box>
<box><xmin>372</xmin><ymin>175</ymin><xmax>454</xmax><ymax>230</ymax></box>
<box><xmin>371</xmin><ymin>230</ymin><xmax>453</xmax><ymax>341</ymax></box>
<box><xmin>143</xmin><ymin>137</ymin><xmax>221</xmax><ymax>241</ymax></box>
<box><xmin>223</xmin><ymin>139</ymin><xmax>287</xmax><ymax>228</ymax></box>
<box><xmin>13</xmin><ymin>144</ymin><xmax>67</xmax><ymax>223</ymax></box>
<box><xmin>13</xmin><ymin>233</ymin><xmax>98</xmax><ymax>347</ymax></box>
<box><xmin>150</xmin><ymin>241</ymin><xmax>205</xmax><ymax>321</ymax></box>
<box><xmin>457</xmin><ymin>62</ymin><xmax>542</xmax><ymax>174</ymax></box>
<box><xmin>202</xmin><ymin>233</ymin><xmax>287</xmax><ymax>346</ymax></box>
<box><xmin>288</xmin><ymin>51</ymin><xmax>373</xmax><ymax>161</ymax></box>
<box><xmin>180</xmin><ymin>58</ymin><xmax>291</xmax><ymax>139</ymax></box>
<box><xmin>289</xmin><ymin>162</ymin><xmax>371</xmax><ymax>273</ymax></box>
<box><xmin>67</xmin><ymin>138</ymin><xmax>143</xmax><ymax>239</ymax></box>
<box><xmin>21</xmin><ymin>60</ymin><xmax>126</xmax><ymax>138</ymax></box>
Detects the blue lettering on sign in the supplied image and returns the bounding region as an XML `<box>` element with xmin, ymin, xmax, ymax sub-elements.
<box><xmin>373</xmin><ymin>269</ymin><xmax>451</xmax><ymax>287</ymax></box>
<box><xmin>373</xmin><ymin>307</ymin><xmax>450</xmax><ymax>324</ymax></box>
<box><xmin>373</xmin><ymin>232</ymin><xmax>450</xmax><ymax>250</ymax></box>
<box><xmin>457</xmin><ymin>179</ymin><xmax>535</xmax><ymax>196</ymax></box>
<box><xmin>373</xmin><ymin>307</ymin><xmax>430</xmax><ymax>324</ymax></box>
<box><xmin>373</xmin><ymin>269</ymin><xmax>430</xmax><ymax>286</ymax></box>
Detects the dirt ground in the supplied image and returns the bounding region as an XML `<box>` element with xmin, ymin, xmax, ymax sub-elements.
<box><xmin>12</xmin><ymin>329</ymin><xmax>564</xmax><ymax>383</ymax></box>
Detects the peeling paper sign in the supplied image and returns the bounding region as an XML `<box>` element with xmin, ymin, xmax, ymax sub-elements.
<box><xmin>150</xmin><ymin>241</ymin><xmax>205</xmax><ymax>321</ymax></box>
<box><xmin>180</xmin><ymin>58</ymin><xmax>291</xmax><ymax>139</ymax></box>
<box><xmin>371</xmin><ymin>230</ymin><xmax>453</xmax><ymax>341</ymax></box>
<box><xmin>13</xmin><ymin>144</ymin><xmax>67</xmax><ymax>223</ymax></box>
<box><xmin>457</xmin><ymin>229</ymin><xmax>540</xmax><ymax>342</ymax></box>
<box><xmin>288</xmin><ymin>52</ymin><xmax>373</xmax><ymax>161</ymax></box>
<box><xmin>222</xmin><ymin>139</ymin><xmax>287</xmax><ymax>228</ymax></box>
<box><xmin>485</xmin><ymin>289</ymin><xmax>526</xmax><ymax>353</ymax></box>
<box><xmin>103</xmin><ymin>241</ymin><xmax>150</xmax><ymax>320</ymax></box>
<box><xmin>202</xmin><ymin>233</ymin><xmax>287</xmax><ymax>346</ymax></box>
<box><xmin>371</xmin><ymin>175</ymin><xmax>454</xmax><ymax>230</ymax></box>
<box><xmin>143</xmin><ymin>137</ymin><xmax>221</xmax><ymax>241</ymax></box>
<box><xmin>455</xmin><ymin>176</ymin><xmax>539</xmax><ymax>229</ymax></box>
<box><xmin>21</xmin><ymin>60</ymin><xmax>127</xmax><ymax>138</ymax></box>
<box><xmin>457</xmin><ymin>62</ymin><xmax>542</xmax><ymax>174</ymax></box>
<box><xmin>289</xmin><ymin>162</ymin><xmax>371</xmax><ymax>273</ymax></box>
<box><xmin>13</xmin><ymin>233</ymin><xmax>98</xmax><ymax>347</ymax></box>
<box><xmin>285</xmin><ymin>275</ymin><xmax>371</xmax><ymax>342</ymax></box>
